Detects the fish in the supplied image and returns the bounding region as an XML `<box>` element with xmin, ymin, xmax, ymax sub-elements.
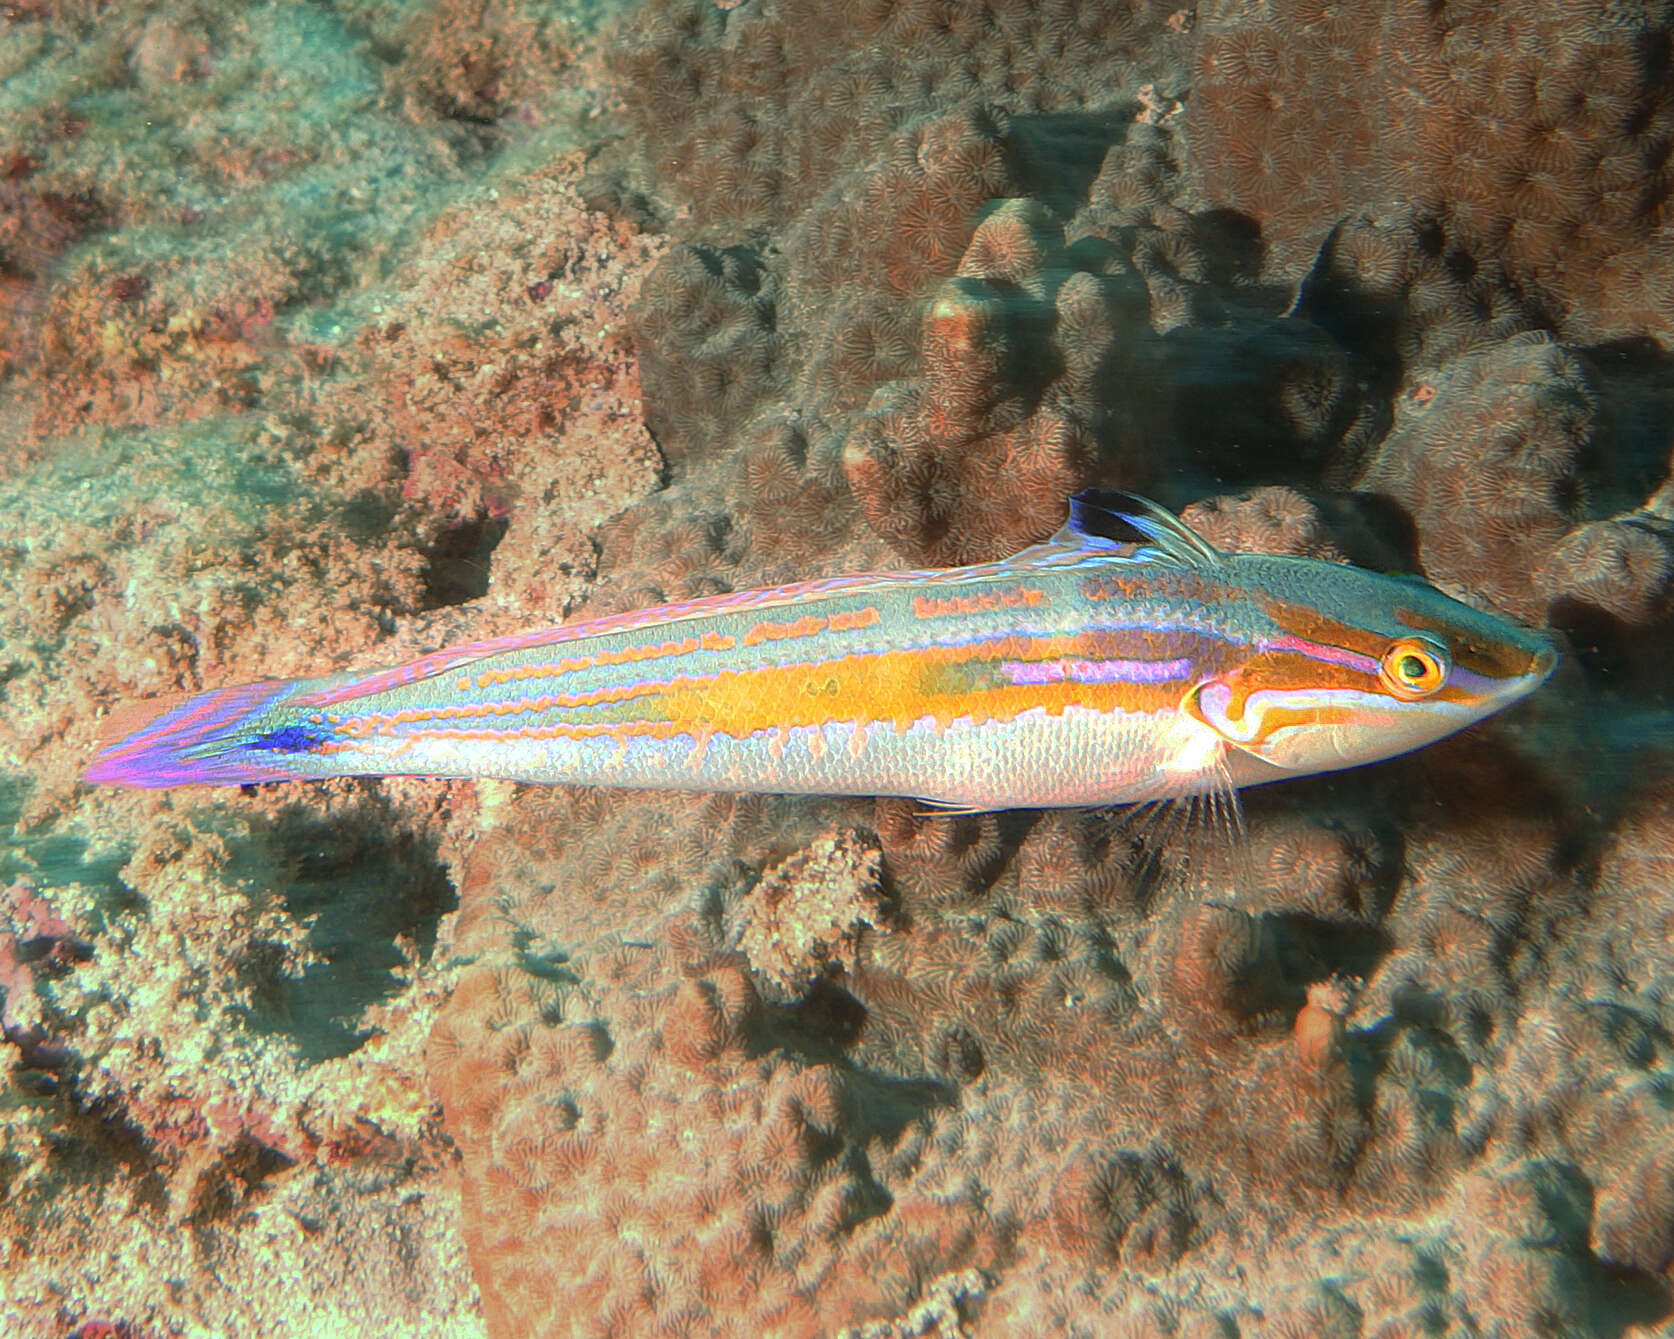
<box><xmin>83</xmin><ymin>492</ymin><xmax>1556</xmax><ymax>809</ymax></box>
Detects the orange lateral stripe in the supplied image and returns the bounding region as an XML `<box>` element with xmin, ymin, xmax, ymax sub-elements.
<box><xmin>912</xmin><ymin>586</ymin><xmax>1044</xmax><ymax>619</ymax></box>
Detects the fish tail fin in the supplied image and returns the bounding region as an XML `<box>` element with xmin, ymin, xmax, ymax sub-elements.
<box><xmin>84</xmin><ymin>680</ymin><xmax>321</xmax><ymax>788</ymax></box>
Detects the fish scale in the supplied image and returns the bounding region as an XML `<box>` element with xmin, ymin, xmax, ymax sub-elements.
<box><xmin>84</xmin><ymin>493</ymin><xmax>1556</xmax><ymax>809</ymax></box>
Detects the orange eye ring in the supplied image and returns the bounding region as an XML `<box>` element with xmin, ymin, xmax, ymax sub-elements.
<box><xmin>1380</xmin><ymin>638</ymin><xmax>1449</xmax><ymax>699</ymax></box>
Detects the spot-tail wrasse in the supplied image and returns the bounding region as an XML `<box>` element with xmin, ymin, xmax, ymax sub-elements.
<box><xmin>84</xmin><ymin>492</ymin><xmax>1555</xmax><ymax>809</ymax></box>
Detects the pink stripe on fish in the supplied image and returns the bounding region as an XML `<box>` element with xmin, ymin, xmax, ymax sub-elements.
<box><xmin>294</xmin><ymin>570</ymin><xmax>929</xmax><ymax>707</ymax></box>
<box><xmin>1264</xmin><ymin>633</ymin><xmax>1380</xmax><ymax>675</ymax></box>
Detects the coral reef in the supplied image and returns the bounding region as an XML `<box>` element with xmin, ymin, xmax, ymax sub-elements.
<box><xmin>0</xmin><ymin>0</ymin><xmax>658</xmax><ymax>1332</ymax></box>
<box><xmin>631</xmin><ymin>241</ymin><xmax>782</xmax><ymax>471</ymax></box>
<box><xmin>1187</xmin><ymin>0</ymin><xmax>1674</xmax><ymax>346</ymax></box>
<box><xmin>5</xmin><ymin>0</ymin><xmax>1674</xmax><ymax>1335</ymax></box>
<box><xmin>325</xmin><ymin>149</ymin><xmax>666</xmax><ymax>613</ymax></box>
<box><xmin>425</xmin><ymin>725</ymin><xmax>1667</xmax><ymax>1337</ymax></box>
<box><xmin>607</xmin><ymin>0</ymin><xmax>1182</xmax><ymax>234</ymax></box>
<box><xmin>0</xmin><ymin>777</ymin><xmax>480</xmax><ymax>1335</ymax></box>
<box><xmin>413</xmin><ymin>2</ymin><xmax>1674</xmax><ymax>1327</ymax></box>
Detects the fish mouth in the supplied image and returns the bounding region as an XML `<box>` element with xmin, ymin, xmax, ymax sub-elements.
<box><xmin>1496</xmin><ymin>634</ymin><xmax>1557</xmax><ymax>705</ymax></box>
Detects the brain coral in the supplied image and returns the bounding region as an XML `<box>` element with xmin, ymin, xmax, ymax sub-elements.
<box><xmin>428</xmin><ymin>791</ymin><xmax>1011</xmax><ymax>1338</ymax></box>
<box><xmin>606</xmin><ymin>3</ymin><xmax>1219</xmax><ymax>574</ymax></box>
<box><xmin>631</xmin><ymin>242</ymin><xmax>783</xmax><ymax>471</ymax></box>
<box><xmin>430</xmin><ymin>768</ymin><xmax>1580</xmax><ymax>1335</ymax></box>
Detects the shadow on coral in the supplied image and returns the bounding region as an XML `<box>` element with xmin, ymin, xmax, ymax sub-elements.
<box><xmin>1003</xmin><ymin>111</ymin><xmax>1135</xmax><ymax>217</ymax></box>
<box><xmin>257</xmin><ymin>795</ymin><xmax>455</xmax><ymax>1061</ymax></box>
<box><xmin>745</xmin><ymin>978</ymin><xmax>870</xmax><ymax>1064</ymax></box>
<box><xmin>1576</xmin><ymin>337</ymin><xmax>1674</xmax><ymax>508</ymax></box>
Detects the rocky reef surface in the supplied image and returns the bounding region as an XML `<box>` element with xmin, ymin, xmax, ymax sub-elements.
<box><xmin>2</xmin><ymin>0</ymin><xmax>1673</xmax><ymax>1336</ymax></box>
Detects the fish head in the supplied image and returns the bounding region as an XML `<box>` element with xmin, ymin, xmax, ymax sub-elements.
<box><xmin>1183</xmin><ymin>555</ymin><xmax>1557</xmax><ymax>778</ymax></box>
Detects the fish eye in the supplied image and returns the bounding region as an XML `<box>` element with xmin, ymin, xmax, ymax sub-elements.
<box><xmin>1380</xmin><ymin>637</ymin><xmax>1449</xmax><ymax>698</ymax></box>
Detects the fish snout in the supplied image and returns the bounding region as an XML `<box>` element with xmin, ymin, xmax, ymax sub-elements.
<box><xmin>1476</xmin><ymin>630</ymin><xmax>1557</xmax><ymax>714</ymax></box>
<box><xmin>1510</xmin><ymin>633</ymin><xmax>1558</xmax><ymax>697</ymax></box>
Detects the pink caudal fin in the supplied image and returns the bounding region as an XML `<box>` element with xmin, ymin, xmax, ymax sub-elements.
<box><xmin>84</xmin><ymin>680</ymin><xmax>312</xmax><ymax>788</ymax></box>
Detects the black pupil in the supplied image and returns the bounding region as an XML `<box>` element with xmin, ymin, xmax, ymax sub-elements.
<box><xmin>1400</xmin><ymin>654</ymin><xmax>1428</xmax><ymax>680</ymax></box>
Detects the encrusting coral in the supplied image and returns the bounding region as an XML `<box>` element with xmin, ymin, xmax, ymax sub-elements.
<box><xmin>1187</xmin><ymin>0</ymin><xmax>1674</xmax><ymax>346</ymax></box>
<box><xmin>298</xmin><ymin>0</ymin><xmax>1674</xmax><ymax>1314</ymax></box>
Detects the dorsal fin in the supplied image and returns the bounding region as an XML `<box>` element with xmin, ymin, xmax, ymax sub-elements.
<box><xmin>1052</xmin><ymin>490</ymin><xmax>1225</xmax><ymax>568</ymax></box>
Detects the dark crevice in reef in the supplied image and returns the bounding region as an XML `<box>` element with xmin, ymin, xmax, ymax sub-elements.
<box><xmin>418</xmin><ymin>510</ymin><xmax>509</xmax><ymax>609</ymax></box>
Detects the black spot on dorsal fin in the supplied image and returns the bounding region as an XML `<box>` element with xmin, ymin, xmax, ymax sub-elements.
<box><xmin>1055</xmin><ymin>490</ymin><xmax>1224</xmax><ymax>567</ymax></box>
